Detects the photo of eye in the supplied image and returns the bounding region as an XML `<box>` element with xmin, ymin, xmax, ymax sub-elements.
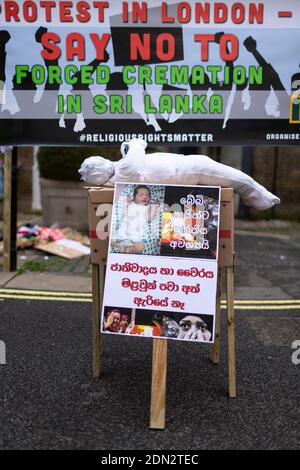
<box><xmin>178</xmin><ymin>315</ymin><xmax>212</xmax><ymax>342</ymax></box>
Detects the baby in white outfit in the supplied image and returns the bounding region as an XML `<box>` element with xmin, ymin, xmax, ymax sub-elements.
<box><xmin>113</xmin><ymin>185</ymin><xmax>157</xmax><ymax>254</ymax></box>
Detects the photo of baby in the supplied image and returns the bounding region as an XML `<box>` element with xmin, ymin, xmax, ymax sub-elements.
<box><xmin>110</xmin><ymin>184</ymin><xmax>164</xmax><ymax>255</ymax></box>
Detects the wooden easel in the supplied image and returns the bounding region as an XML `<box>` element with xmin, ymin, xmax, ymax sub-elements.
<box><xmin>88</xmin><ymin>187</ymin><xmax>236</xmax><ymax>429</ymax></box>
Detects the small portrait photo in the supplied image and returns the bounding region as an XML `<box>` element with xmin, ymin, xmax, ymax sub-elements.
<box><xmin>110</xmin><ymin>183</ymin><xmax>165</xmax><ymax>256</ymax></box>
<box><xmin>102</xmin><ymin>307</ymin><xmax>133</xmax><ymax>334</ymax></box>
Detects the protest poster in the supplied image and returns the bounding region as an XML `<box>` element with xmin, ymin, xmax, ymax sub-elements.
<box><xmin>0</xmin><ymin>1</ymin><xmax>300</xmax><ymax>146</ymax></box>
<box><xmin>101</xmin><ymin>183</ymin><xmax>220</xmax><ymax>343</ymax></box>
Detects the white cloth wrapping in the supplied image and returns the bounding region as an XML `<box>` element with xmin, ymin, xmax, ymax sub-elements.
<box><xmin>79</xmin><ymin>138</ymin><xmax>280</xmax><ymax>211</ymax></box>
<box><xmin>117</xmin><ymin>202</ymin><xmax>149</xmax><ymax>242</ymax></box>
<box><xmin>78</xmin><ymin>156</ymin><xmax>115</xmax><ymax>186</ymax></box>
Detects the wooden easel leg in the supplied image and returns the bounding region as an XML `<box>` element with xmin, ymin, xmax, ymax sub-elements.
<box><xmin>226</xmin><ymin>265</ymin><xmax>236</xmax><ymax>398</ymax></box>
<box><xmin>92</xmin><ymin>263</ymin><xmax>103</xmax><ymax>378</ymax></box>
<box><xmin>210</xmin><ymin>266</ymin><xmax>222</xmax><ymax>364</ymax></box>
<box><xmin>150</xmin><ymin>339</ymin><xmax>168</xmax><ymax>429</ymax></box>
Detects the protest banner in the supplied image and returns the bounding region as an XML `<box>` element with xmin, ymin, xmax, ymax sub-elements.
<box><xmin>0</xmin><ymin>0</ymin><xmax>300</xmax><ymax>146</ymax></box>
<box><xmin>101</xmin><ymin>183</ymin><xmax>220</xmax><ymax>343</ymax></box>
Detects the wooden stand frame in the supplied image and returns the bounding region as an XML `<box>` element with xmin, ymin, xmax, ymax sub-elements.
<box><xmin>88</xmin><ymin>187</ymin><xmax>236</xmax><ymax>429</ymax></box>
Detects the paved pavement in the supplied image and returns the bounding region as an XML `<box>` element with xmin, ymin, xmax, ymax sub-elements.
<box><xmin>0</xmin><ymin>300</ymin><xmax>299</xmax><ymax>450</ymax></box>
<box><xmin>0</xmin><ymin>227</ymin><xmax>299</xmax><ymax>449</ymax></box>
<box><xmin>0</xmin><ymin>272</ymin><xmax>91</xmax><ymax>293</ymax></box>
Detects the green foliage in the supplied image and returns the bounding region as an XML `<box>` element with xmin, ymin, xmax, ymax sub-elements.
<box><xmin>17</xmin><ymin>256</ymin><xmax>75</xmax><ymax>275</ymax></box>
<box><xmin>38</xmin><ymin>146</ymin><xmax>120</xmax><ymax>181</ymax></box>
<box><xmin>17</xmin><ymin>259</ymin><xmax>48</xmax><ymax>275</ymax></box>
